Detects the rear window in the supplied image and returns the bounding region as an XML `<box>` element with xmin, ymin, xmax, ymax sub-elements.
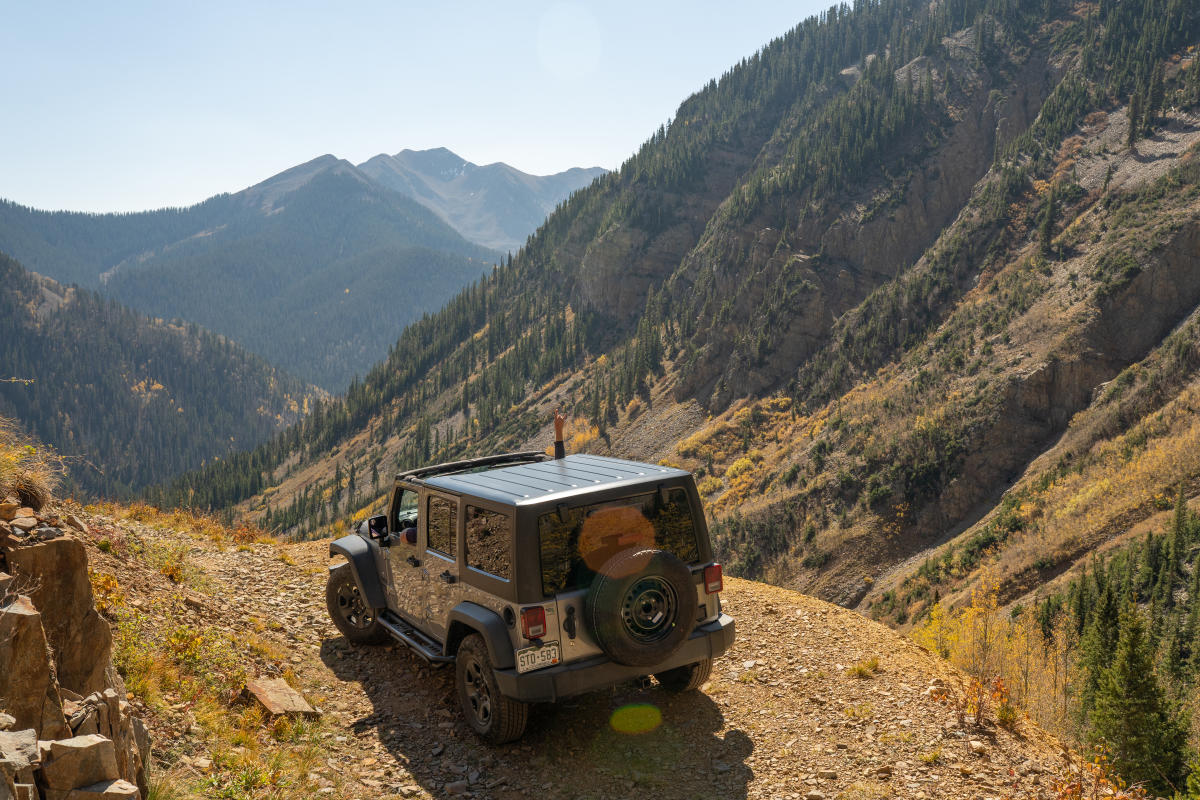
<box><xmin>538</xmin><ymin>487</ymin><xmax>699</xmax><ymax>596</ymax></box>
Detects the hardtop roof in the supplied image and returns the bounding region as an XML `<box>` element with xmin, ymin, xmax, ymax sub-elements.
<box><xmin>421</xmin><ymin>453</ymin><xmax>691</xmax><ymax>507</ymax></box>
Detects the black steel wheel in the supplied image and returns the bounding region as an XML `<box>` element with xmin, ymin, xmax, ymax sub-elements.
<box><xmin>456</xmin><ymin>634</ymin><xmax>528</xmax><ymax>744</ymax></box>
<box><xmin>325</xmin><ymin>563</ymin><xmax>389</xmax><ymax>645</ymax></box>
<box><xmin>586</xmin><ymin>548</ymin><xmax>697</xmax><ymax>667</ymax></box>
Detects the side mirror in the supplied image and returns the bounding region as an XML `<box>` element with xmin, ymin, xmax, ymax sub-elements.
<box><xmin>367</xmin><ymin>515</ymin><xmax>388</xmax><ymax>540</ymax></box>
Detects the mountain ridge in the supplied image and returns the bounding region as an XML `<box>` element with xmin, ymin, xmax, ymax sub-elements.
<box><xmin>357</xmin><ymin>147</ymin><xmax>606</xmax><ymax>253</ymax></box>
<box><xmin>0</xmin><ymin>156</ymin><xmax>499</xmax><ymax>390</ymax></box>
<box><xmin>0</xmin><ymin>250</ymin><xmax>320</xmax><ymax>498</ymax></box>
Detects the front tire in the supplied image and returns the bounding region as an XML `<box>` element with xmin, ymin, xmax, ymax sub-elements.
<box><xmin>456</xmin><ymin>634</ymin><xmax>528</xmax><ymax>744</ymax></box>
<box><xmin>655</xmin><ymin>658</ymin><xmax>713</xmax><ymax>692</ymax></box>
<box><xmin>326</xmin><ymin>563</ymin><xmax>389</xmax><ymax>645</ymax></box>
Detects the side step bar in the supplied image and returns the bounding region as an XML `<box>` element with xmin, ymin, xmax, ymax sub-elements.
<box><xmin>378</xmin><ymin>611</ymin><xmax>454</xmax><ymax>663</ymax></box>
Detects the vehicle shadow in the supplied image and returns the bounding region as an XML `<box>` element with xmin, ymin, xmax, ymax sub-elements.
<box><xmin>321</xmin><ymin>637</ymin><xmax>753</xmax><ymax>800</ymax></box>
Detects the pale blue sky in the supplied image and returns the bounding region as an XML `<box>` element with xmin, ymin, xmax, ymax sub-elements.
<box><xmin>1</xmin><ymin>1</ymin><xmax>830</xmax><ymax>212</ymax></box>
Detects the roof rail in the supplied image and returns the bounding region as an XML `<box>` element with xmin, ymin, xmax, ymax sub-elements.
<box><xmin>396</xmin><ymin>450</ymin><xmax>549</xmax><ymax>482</ymax></box>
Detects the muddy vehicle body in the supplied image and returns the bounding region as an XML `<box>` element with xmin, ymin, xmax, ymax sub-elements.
<box><xmin>326</xmin><ymin>450</ymin><xmax>735</xmax><ymax>742</ymax></box>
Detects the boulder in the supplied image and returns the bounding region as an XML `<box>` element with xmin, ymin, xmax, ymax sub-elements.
<box><xmin>68</xmin><ymin>693</ymin><xmax>146</xmax><ymax>796</ymax></box>
<box><xmin>5</xmin><ymin>537</ymin><xmax>113</xmax><ymax>695</ymax></box>
<box><xmin>7</xmin><ymin>520</ymin><xmax>36</xmax><ymax>535</ymax></box>
<box><xmin>66</xmin><ymin>705</ymin><xmax>99</xmax><ymax>738</ymax></box>
<box><xmin>244</xmin><ymin>677</ymin><xmax>318</xmax><ymax>716</ymax></box>
<box><xmin>38</xmin><ymin>735</ymin><xmax>119</xmax><ymax>790</ymax></box>
<box><xmin>0</xmin><ymin>597</ymin><xmax>71</xmax><ymax>739</ymax></box>
<box><xmin>44</xmin><ymin>778</ymin><xmax>139</xmax><ymax>799</ymax></box>
<box><xmin>0</xmin><ymin>503</ymin><xmax>17</xmax><ymax>522</ymax></box>
<box><xmin>0</xmin><ymin>729</ymin><xmax>39</xmax><ymax>785</ymax></box>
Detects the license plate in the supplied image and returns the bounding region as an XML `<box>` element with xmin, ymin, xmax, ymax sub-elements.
<box><xmin>515</xmin><ymin>641</ymin><xmax>561</xmax><ymax>673</ymax></box>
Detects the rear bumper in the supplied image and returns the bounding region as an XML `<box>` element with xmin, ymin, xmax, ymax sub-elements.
<box><xmin>493</xmin><ymin>613</ymin><xmax>735</xmax><ymax>703</ymax></box>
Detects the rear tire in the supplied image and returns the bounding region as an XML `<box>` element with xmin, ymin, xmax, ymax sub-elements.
<box><xmin>456</xmin><ymin>634</ymin><xmax>528</xmax><ymax>744</ymax></box>
<box><xmin>326</xmin><ymin>563</ymin><xmax>389</xmax><ymax>645</ymax></box>
<box><xmin>655</xmin><ymin>658</ymin><xmax>713</xmax><ymax>692</ymax></box>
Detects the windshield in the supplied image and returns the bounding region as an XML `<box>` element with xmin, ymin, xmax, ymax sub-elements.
<box><xmin>537</xmin><ymin>487</ymin><xmax>699</xmax><ymax>596</ymax></box>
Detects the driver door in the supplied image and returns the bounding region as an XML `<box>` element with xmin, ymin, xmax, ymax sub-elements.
<box><xmin>386</xmin><ymin>484</ymin><xmax>424</xmax><ymax>625</ymax></box>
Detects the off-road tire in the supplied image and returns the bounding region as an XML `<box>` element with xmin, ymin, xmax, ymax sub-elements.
<box><xmin>655</xmin><ymin>657</ymin><xmax>713</xmax><ymax>692</ymax></box>
<box><xmin>456</xmin><ymin>634</ymin><xmax>528</xmax><ymax>744</ymax></box>
<box><xmin>585</xmin><ymin>548</ymin><xmax>697</xmax><ymax>668</ymax></box>
<box><xmin>325</xmin><ymin>563</ymin><xmax>389</xmax><ymax>645</ymax></box>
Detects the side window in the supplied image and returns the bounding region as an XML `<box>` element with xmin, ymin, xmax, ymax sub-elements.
<box><xmin>465</xmin><ymin>506</ymin><xmax>512</xmax><ymax>580</ymax></box>
<box><xmin>427</xmin><ymin>495</ymin><xmax>457</xmax><ymax>557</ymax></box>
<box><xmin>394</xmin><ymin>488</ymin><xmax>418</xmax><ymax>532</ymax></box>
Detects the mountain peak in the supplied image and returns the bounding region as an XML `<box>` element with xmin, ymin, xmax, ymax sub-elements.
<box><xmin>240</xmin><ymin>155</ymin><xmax>367</xmax><ymax>211</ymax></box>
<box><xmin>358</xmin><ymin>149</ymin><xmax>605</xmax><ymax>251</ymax></box>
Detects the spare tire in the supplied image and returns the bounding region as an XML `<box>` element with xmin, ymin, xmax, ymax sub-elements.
<box><xmin>585</xmin><ymin>548</ymin><xmax>697</xmax><ymax>667</ymax></box>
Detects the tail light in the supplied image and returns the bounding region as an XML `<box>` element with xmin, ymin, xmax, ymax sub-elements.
<box><xmin>703</xmin><ymin>564</ymin><xmax>723</xmax><ymax>595</ymax></box>
<box><xmin>521</xmin><ymin>606</ymin><xmax>547</xmax><ymax>640</ymax></box>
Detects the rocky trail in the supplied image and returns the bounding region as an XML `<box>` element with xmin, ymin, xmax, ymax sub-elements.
<box><xmin>71</xmin><ymin>507</ymin><xmax>1073</xmax><ymax>800</ymax></box>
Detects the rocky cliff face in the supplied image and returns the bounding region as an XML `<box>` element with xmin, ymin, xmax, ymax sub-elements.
<box><xmin>0</xmin><ymin>496</ymin><xmax>148</xmax><ymax>800</ymax></box>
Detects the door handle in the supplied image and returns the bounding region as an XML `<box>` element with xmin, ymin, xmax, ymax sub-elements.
<box><xmin>406</xmin><ymin>555</ymin><xmax>420</xmax><ymax>567</ymax></box>
<box><xmin>439</xmin><ymin>570</ymin><xmax>456</xmax><ymax>584</ymax></box>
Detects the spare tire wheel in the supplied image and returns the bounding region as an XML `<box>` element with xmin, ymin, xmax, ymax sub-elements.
<box><xmin>585</xmin><ymin>548</ymin><xmax>697</xmax><ymax>667</ymax></box>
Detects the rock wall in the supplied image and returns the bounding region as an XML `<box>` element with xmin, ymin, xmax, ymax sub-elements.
<box><xmin>0</xmin><ymin>498</ymin><xmax>148</xmax><ymax>800</ymax></box>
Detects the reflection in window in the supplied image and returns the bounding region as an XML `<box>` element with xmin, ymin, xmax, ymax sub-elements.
<box><xmin>538</xmin><ymin>488</ymin><xmax>698</xmax><ymax>596</ymax></box>
<box><xmin>428</xmin><ymin>496</ymin><xmax>457</xmax><ymax>556</ymax></box>
<box><xmin>465</xmin><ymin>506</ymin><xmax>511</xmax><ymax>580</ymax></box>
<box><xmin>394</xmin><ymin>489</ymin><xmax>418</xmax><ymax>532</ymax></box>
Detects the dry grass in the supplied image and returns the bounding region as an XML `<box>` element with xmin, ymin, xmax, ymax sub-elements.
<box><xmin>0</xmin><ymin>416</ymin><xmax>61</xmax><ymax>509</ymax></box>
<box><xmin>113</xmin><ymin>600</ymin><xmax>332</xmax><ymax>800</ymax></box>
<box><xmin>846</xmin><ymin>656</ymin><xmax>881</xmax><ymax>678</ymax></box>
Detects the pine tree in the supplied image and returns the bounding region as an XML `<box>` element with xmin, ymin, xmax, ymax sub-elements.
<box><xmin>1039</xmin><ymin>188</ymin><xmax>1058</xmax><ymax>258</ymax></box>
<box><xmin>1191</xmin><ymin>58</ymin><xmax>1200</xmax><ymax>107</ymax></box>
<box><xmin>1185</xmin><ymin>758</ymin><xmax>1200</xmax><ymax>800</ymax></box>
<box><xmin>1090</xmin><ymin>604</ymin><xmax>1187</xmax><ymax>795</ymax></box>
<box><xmin>1145</xmin><ymin>62</ymin><xmax>1165</xmax><ymax>135</ymax></box>
<box><xmin>1127</xmin><ymin>91</ymin><xmax>1144</xmax><ymax>149</ymax></box>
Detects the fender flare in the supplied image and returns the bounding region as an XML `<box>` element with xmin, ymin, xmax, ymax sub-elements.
<box><xmin>329</xmin><ymin>534</ymin><xmax>387</xmax><ymax>610</ymax></box>
<box><xmin>446</xmin><ymin>602</ymin><xmax>515</xmax><ymax>669</ymax></box>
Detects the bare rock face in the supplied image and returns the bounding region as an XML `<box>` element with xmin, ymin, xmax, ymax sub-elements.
<box><xmin>38</xmin><ymin>736</ymin><xmax>119</xmax><ymax>792</ymax></box>
<box><xmin>66</xmin><ymin>695</ymin><xmax>145</xmax><ymax>799</ymax></box>
<box><xmin>43</xmin><ymin>778</ymin><xmax>139</xmax><ymax>799</ymax></box>
<box><xmin>0</xmin><ymin>729</ymin><xmax>40</xmax><ymax>786</ymax></box>
<box><xmin>4</xmin><ymin>538</ymin><xmax>112</xmax><ymax>697</ymax></box>
<box><xmin>0</xmin><ymin>525</ymin><xmax>150</xmax><ymax>798</ymax></box>
<box><xmin>0</xmin><ymin>598</ymin><xmax>71</xmax><ymax>741</ymax></box>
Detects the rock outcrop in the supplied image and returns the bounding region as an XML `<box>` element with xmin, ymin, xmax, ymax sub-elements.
<box><xmin>0</xmin><ymin>497</ymin><xmax>149</xmax><ymax>800</ymax></box>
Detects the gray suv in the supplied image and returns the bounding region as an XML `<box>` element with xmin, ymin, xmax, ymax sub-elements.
<box><xmin>326</xmin><ymin>450</ymin><xmax>735</xmax><ymax>743</ymax></box>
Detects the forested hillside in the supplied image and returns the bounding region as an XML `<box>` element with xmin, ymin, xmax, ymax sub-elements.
<box><xmin>358</xmin><ymin>147</ymin><xmax>605</xmax><ymax>252</ymax></box>
<box><xmin>0</xmin><ymin>251</ymin><xmax>318</xmax><ymax>498</ymax></box>
<box><xmin>150</xmin><ymin>0</ymin><xmax>1200</xmax><ymax>784</ymax></box>
<box><xmin>0</xmin><ymin>156</ymin><xmax>497</xmax><ymax>390</ymax></box>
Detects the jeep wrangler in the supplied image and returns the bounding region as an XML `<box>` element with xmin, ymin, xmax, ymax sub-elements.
<box><xmin>326</xmin><ymin>449</ymin><xmax>735</xmax><ymax>743</ymax></box>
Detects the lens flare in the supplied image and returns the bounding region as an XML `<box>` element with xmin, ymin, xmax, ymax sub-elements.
<box><xmin>609</xmin><ymin>703</ymin><xmax>663</xmax><ymax>735</ymax></box>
